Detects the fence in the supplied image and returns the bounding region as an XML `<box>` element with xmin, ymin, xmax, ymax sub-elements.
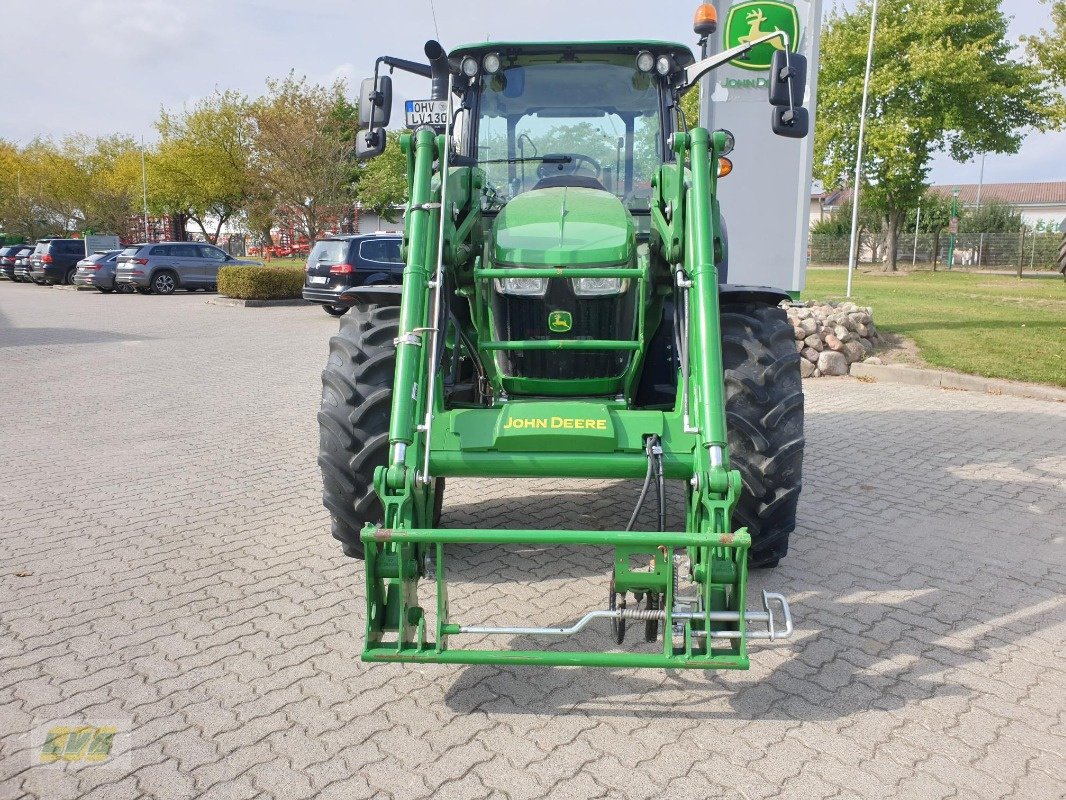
<box><xmin>809</xmin><ymin>231</ymin><xmax>1064</xmax><ymax>271</ymax></box>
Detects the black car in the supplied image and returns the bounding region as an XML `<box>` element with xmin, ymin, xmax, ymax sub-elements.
<box><xmin>302</xmin><ymin>233</ymin><xmax>404</xmax><ymax>317</ymax></box>
<box><xmin>12</xmin><ymin>246</ymin><xmax>35</xmax><ymax>282</ymax></box>
<box><xmin>28</xmin><ymin>239</ymin><xmax>88</xmax><ymax>285</ymax></box>
<box><xmin>0</xmin><ymin>244</ymin><xmax>32</xmax><ymax>281</ymax></box>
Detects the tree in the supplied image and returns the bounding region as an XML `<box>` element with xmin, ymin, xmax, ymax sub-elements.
<box><xmin>150</xmin><ymin>91</ymin><xmax>255</xmax><ymax>243</ymax></box>
<box><xmin>0</xmin><ymin>136</ymin><xmax>140</xmax><ymax>238</ymax></box>
<box><xmin>815</xmin><ymin>0</ymin><xmax>1050</xmax><ymax>272</ymax></box>
<box><xmin>251</xmin><ymin>74</ymin><xmax>357</xmax><ymax>242</ymax></box>
<box><xmin>1023</xmin><ymin>0</ymin><xmax>1066</xmax><ymax>126</ymax></box>
<box><xmin>354</xmin><ymin>132</ymin><xmax>407</xmax><ymax>220</ymax></box>
<box><xmin>959</xmin><ymin>199</ymin><xmax>1023</xmax><ymax>233</ymax></box>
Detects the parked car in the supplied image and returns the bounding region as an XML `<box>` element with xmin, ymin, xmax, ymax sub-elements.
<box><xmin>12</xmin><ymin>246</ymin><xmax>35</xmax><ymax>282</ymax></box>
<box><xmin>28</xmin><ymin>239</ymin><xmax>88</xmax><ymax>285</ymax></box>
<box><xmin>0</xmin><ymin>244</ymin><xmax>31</xmax><ymax>281</ymax></box>
<box><xmin>72</xmin><ymin>250</ymin><xmax>130</xmax><ymax>293</ymax></box>
<box><xmin>115</xmin><ymin>242</ymin><xmax>258</xmax><ymax>295</ymax></box>
<box><xmin>302</xmin><ymin>233</ymin><xmax>404</xmax><ymax>316</ymax></box>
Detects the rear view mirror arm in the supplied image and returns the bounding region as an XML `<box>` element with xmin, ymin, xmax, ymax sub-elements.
<box><xmin>377</xmin><ymin>55</ymin><xmax>432</xmax><ymax>80</ymax></box>
<box><xmin>678</xmin><ymin>31</ymin><xmax>791</xmax><ymax>93</ymax></box>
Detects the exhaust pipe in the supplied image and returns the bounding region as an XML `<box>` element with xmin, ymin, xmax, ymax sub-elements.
<box><xmin>425</xmin><ymin>40</ymin><xmax>452</xmax><ymax>100</ymax></box>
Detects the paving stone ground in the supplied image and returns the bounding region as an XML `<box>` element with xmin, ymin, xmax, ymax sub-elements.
<box><xmin>1</xmin><ymin>282</ymin><xmax>1064</xmax><ymax>800</ymax></box>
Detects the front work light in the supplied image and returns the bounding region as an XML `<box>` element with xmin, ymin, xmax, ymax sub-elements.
<box><xmin>571</xmin><ymin>277</ymin><xmax>629</xmax><ymax>297</ymax></box>
<box><xmin>461</xmin><ymin>56</ymin><xmax>479</xmax><ymax>77</ymax></box>
<box><xmin>495</xmin><ymin>275</ymin><xmax>549</xmax><ymax>297</ymax></box>
<box><xmin>636</xmin><ymin>51</ymin><xmax>655</xmax><ymax>73</ymax></box>
<box><xmin>655</xmin><ymin>55</ymin><xmax>676</xmax><ymax>77</ymax></box>
<box><xmin>482</xmin><ymin>52</ymin><xmax>501</xmax><ymax>74</ymax></box>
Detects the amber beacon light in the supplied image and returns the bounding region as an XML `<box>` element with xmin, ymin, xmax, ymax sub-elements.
<box><xmin>693</xmin><ymin>3</ymin><xmax>718</xmax><ymax>35</ymax></box>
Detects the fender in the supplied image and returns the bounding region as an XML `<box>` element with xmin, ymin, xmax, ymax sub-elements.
<box><xmin>718</xmin><ymin>283</ymin><xmax>792</xmax><ymax>308</ymax></box>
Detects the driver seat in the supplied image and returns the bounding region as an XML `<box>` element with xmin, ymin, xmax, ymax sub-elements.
<box><xmin>532</xmin><ymin>175</ymin><xmax>606</xmax><ymax>191</ymax></box>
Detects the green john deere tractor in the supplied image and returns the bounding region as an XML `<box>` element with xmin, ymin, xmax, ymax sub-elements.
<box><xmin>318</xmin><ymin>24</ymin><xmax>810</xmax><ymax>669</ymax></box>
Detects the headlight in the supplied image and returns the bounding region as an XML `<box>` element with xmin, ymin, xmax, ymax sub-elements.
<box><xmin>495</xmin><ymin>275</ymin><xmax>548</xmax><ymax>297</ymax></box>
<box><xmin>571</xmin><ymin>277</ymin><xmax>629</xmax><ymax>296</ymax></box>
<box><xmin>715</xmin><ymin>128</ymin><xmax>735</xmax><ymax>156</ymax></box>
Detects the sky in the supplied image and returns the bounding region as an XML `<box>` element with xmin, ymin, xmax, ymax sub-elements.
<box><xmin>1</xmin><ymin>0</ymin><xmax>1061</xmax><ymax>187</ymax></box>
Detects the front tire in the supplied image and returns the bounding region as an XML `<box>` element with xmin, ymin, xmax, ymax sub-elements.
<box><xmin>720</xmin><ymin>304</ymin><xmax>805</xmax><ymax>568</ymax></box>
<box><xmin>318</xmin><ymin>305</ymin><xmax>400</xmax><ymax>558</ymax></box>
<box><xmin>323</xmin><ymin>304</ymin><xmax>349</xmax><ymax>317</ymax></box>
<box><xmin>97</xmin><ymin>287</ymin><xmax>114</xmax><ymax>294</ymax></box>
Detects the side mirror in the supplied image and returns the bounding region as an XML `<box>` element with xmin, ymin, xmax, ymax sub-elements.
<box><xmin>356</xmin><ymin>128</ymin><xmax>387</xmax><ymax>159</ymax></box>
<box><xmin>772</xmin><ymin>106</ymin><xmax>809</xmax><ymax>138</ymax></box>
<box><xmin>358</xmin><ymin>76</ymin><xmax>392</xmax><ymax>127</ymax></box>
<box><xmin>768</xmin><ymin>51</ymin><xmax>806</xmax><ymax>108</ymax></box>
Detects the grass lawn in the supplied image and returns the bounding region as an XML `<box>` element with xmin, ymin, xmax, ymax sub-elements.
<box><xmin>802</xmin><ymin>269</ymin><xmax>1066</xmax><ymax>388</ymax></box>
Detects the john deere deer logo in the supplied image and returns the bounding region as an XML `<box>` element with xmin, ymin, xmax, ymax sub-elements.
<box><xmin>725</xmin><ymin>1</ymin><xmax>800</xmax><ymax>71</ymax></box>
<box><xmin>738</xmin><ymin>9</ymin><xmax>787</xmax><ymax>49</ymax></box>
<box><xmin>548</xmin><ymin>311</ymin><xmax>572</xmax><ymax>333</ymax></box>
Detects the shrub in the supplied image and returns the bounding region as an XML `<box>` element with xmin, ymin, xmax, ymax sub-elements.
<box><xmin>218</xmin><ymin>265</ymin><xmax>304</xmax><ymax>300</ymax></box>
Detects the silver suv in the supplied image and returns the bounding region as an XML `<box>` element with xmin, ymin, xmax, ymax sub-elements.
<box><xmin>115</xmin><ymin>242</ymin><xmax>257</xmax><ymax>294</ymax></box>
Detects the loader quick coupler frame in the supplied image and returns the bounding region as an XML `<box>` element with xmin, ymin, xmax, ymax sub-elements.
<box><xmin>355</xmin><ymin>121</ymin><xmax>793</xmax><ymax>670</ymax></box>
<box><xmin>331</xmin><ymin>34</ymin><xmax>810</xmax><ymax>669</ymax></box>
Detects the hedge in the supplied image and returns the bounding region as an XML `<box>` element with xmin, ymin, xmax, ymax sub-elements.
<box><xmin>217</xmin><ymin>265</ymin><xmax>305</xmax><ymax>300</ymax></box>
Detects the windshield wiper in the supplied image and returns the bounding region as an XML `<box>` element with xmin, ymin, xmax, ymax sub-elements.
<box><xmin>478</xmin><ymin>155</ymin><xmax>572</xmax><ymax>165</ymax></box>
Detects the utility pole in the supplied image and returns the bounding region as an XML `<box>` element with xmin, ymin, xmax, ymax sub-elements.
<box><xmin>846</xmin><ymin>0</ymin><xmax>878</xmax><ymax>298</ymax></box>
<box><xmin>912</xmin><ymin>202</ymin><xmax>921</xmax><ymax>266</ymax></box>
<box><xmin>975</xmin><ymin>152</ymin><xmax>986</xmax><ymax>267</ymax></box>
<box><xmin>141</xmin><ymin>139</ymin><xmax>150</xmax><ymax>242</ymax></box>
<box><xmin>947</xmin><ymin>187</ymin><xmax>960</xmax><ymax>270</ymax></box>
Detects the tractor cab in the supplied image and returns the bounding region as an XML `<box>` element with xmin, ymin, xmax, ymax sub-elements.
<box><xmin>448</xmin><ymin>42</ymin><xmax>696</xmax><ymax>220</ymax></box>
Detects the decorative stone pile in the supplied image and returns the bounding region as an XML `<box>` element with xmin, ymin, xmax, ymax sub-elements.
<box><xmin>785</xmin><ymin>301</ymin><xmax>883</xmax><ymax>378</ymax></box>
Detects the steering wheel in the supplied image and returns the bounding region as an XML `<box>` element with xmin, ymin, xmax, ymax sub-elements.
<box><xmin>537</xmin><ymin>153</ymin><xmax>602</xmax><ymax>180</ymax></box>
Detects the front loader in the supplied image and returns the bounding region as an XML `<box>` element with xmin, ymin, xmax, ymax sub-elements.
<box><xmin>318</xmin><ymin>23</ymin><xmax>810</xmax><ymax>669</ymax></box>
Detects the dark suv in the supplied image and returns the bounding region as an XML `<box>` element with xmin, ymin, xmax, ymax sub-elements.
<box><xmin>29</xmin><ymin>239</ymin><xmax>87</xmax><ymax>285</ymax></box>
<box><xmin>302</xmin><ymin>233</ymin><xmax>403</xmax><ymax>316</ymax></box>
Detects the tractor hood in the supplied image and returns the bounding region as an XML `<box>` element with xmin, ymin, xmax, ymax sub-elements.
<box><xmin>492</xmin><ymin>188</ymin><xmax>634</xmax><ymax>267</ymax></box>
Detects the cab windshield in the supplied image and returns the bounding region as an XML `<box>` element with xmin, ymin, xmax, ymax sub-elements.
<box><xmin>475</xmin><ymin>55</ymin><xmax>663</xmax><ymax>212</ymax></box>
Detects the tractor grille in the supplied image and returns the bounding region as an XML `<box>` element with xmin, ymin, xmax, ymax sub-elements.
<box><xmin>490</xmin><ymin>278</ymin><xmax>637</xmax><ymax>383</ymax></box>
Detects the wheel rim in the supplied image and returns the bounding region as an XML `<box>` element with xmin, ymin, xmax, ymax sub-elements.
<box><xmin>155</xmin><ymin>274</ymin><xmax>175</xmax><ymax>293</ymax></box>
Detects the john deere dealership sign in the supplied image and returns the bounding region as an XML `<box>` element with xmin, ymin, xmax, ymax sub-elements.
<box><xmin>725</xmin><ymin>0</ymin><xmax>800</xmax><ymax>71</ymax></box>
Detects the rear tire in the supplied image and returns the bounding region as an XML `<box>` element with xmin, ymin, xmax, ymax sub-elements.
<box><xmin>65</xmin><ymin>268</ymin><xmax>77</xmax><ymax>285</ymax></box>
<box><xmin>318</xmin><ymin>305</ymin><xmax>400</xmax><ymax>559</ymax></box>
<box><xmin>135</xmin><ymin>287</ymin><xmax>152</xmax><ymax>295</ymax></box>
<box><xmin>720</xmin><ymin>303</ymin><xmax>804</xmax><ymax>568</ymax></box>
<box><xmin>97</xmin><ymin>287</ymin><xmax>114</xmax><ymax>294</ymax></box>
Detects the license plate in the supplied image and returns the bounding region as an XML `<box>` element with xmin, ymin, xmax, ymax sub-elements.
<box><xmin>309</xmin><ymin>276</ymin><xmax>328</xmax><ymax>285</ymax></box>
<box><xmin>405</xmin><ymin>99</ymin><xmax>449</xmax><ymax>128</ymax></box>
